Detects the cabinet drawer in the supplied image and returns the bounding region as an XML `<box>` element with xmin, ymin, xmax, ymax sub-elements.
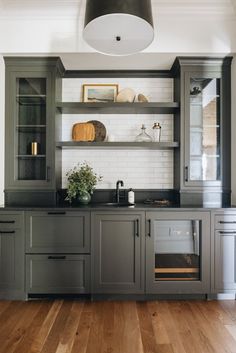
<box><xmin>26</xmin><ymin>254</ymin><xmax>90</xmax><ymax>294</ymax></box>
<box><xmin>25</xmin><ymin>211</ymin><xmax>90</xmax><ymax>253</ymax></box>
<box><xmin>215</xmin><ymin>215</ymin><xmax>236</xmax><ymax>230</ymax></box>
<box><xmin>0</xmin><ymin>213</ymin><xmax>23</xmax><ymax>230</ymax></box>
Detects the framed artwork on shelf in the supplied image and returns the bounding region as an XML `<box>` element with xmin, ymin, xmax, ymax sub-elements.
<box><xmin>82</xmin><ymin>84</ymin><xmax>119</xmax><ymax>103</ymax></box>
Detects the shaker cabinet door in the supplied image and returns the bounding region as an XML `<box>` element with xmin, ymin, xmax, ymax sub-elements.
<box><xmin>92</xmin><ymin>212</ymin><xmax>145</xmax><ymax>294</ymax></box>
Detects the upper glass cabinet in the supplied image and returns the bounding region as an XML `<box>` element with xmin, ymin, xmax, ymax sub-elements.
<box><xmin>16</xmin><ymin>77</ymin><xmax>47</xmax><ymax>181</ymax></box>
<box><xmin>185</xmin><ymin>73</ymin><xmax>221</xmax><ymax>187</ymax></box>
<box><xmin>5</xmin><ymin>68</ymin><xmax>54</xmax><ymax>190</ymax></box>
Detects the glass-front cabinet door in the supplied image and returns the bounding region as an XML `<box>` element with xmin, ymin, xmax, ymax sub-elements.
<box><xmin>184</xmin><ymin>72</ymin><xmax>221</xmax><ymax>187</ymax></box>
<box><xmin>146</xmin><ymin>211</ymin><xmax>210</xmax><ymax>294</ymax></box>
<box><xmin>6</xmin><ymin>71</ymin><xmax>53</xmax><ymax>189</ymax></box>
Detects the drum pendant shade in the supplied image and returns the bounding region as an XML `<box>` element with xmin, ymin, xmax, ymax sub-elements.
<box><xmin>83</xmin><ymin>0</ymin><xmax>154</xmax><ymax>56</ymax></box>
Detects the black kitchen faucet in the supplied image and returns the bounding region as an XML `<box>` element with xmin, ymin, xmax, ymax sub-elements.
<box><xmin>116</xmin><ymin>180</ymin><xmax>124</xmax><ymax>203</ymax></box>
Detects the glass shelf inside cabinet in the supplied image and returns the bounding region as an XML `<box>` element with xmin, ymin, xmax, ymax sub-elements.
<box><xmin>189</xmin><ymin>77</ymin><xmax>221</xmax><ymax>182</ymax></box>
<box><xmin>154</xmin><ymin>220</ymin><xmax>201</xmax><ymax>281</ymax></box>
<box><xmin>16</xmin><ymin>78</ymin><xmax>47</xmax><ymax>181</ymax></box>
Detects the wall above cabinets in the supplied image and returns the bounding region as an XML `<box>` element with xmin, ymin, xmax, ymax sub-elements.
<box><xmin>59</xmin><ymin>76</ymin><xmax>177</xmax><ymax>190</ymax></box>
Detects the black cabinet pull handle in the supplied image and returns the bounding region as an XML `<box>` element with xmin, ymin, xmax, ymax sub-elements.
<box><xmin>48</xmin><ymin>256</ymin><xmax>66</xmax><ymax>260</ymax></box>
<box><xmin>0</xmin><ymin>220</ymin><xmax>15</xmax><ymax>224</ymax></box>
<box><xmin>147</xmin><ymin>219</ymin><xmax>151</xmax><ymax>237</ymax></box>
<box><xmin>135</xmin><ymin>219</ymin><xmax>139</xmax><ymax>237</ymax></box>
<box><xmin>0</xmin><ymin>231</ymin><xmax>15</xmax><ymax>234</ymax></box>
<box><xmin>184</xmin><ymin>166</ymin><xmax>188</xmax><ymax>182</ymax></box>
<box><xmin>46</xmin><ymin>166</ymin><xmax>50</xmax><ymax>182</ymax></box>
<box><xmin>47</xmin><ymin>212</ymin><xmax>66</xmax><ymax>215</ymax></box>
<box><xmin>219</xmin><ymin>231</ymin><xmax>236</xmax><ymax>235</ymax></box>
<box><xmin>219</xmin><ymin>221</ymin><xmax>236</xmax><ymax>224</ymax></box>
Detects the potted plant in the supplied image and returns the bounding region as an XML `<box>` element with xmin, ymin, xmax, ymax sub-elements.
<box><xmin>65</xmin><ymin>162</ymin><xmax>102</xmax><ymax>204</ymax></box>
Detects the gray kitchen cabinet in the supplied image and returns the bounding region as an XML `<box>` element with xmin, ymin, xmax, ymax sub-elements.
<box><xmin>26</xmin><ymin>254</ymin><xmax>90</xmax><ymax>294</ymax></box>
<box><xmin>25</xmin><ymin>210</ymin><xmax>90</xmax><ymax>296</ymax></box>
<box><xmin>212</xmin><ymin>213</ymin><xmax>236</xmax><ymax>293</ymax></box>
<box><xmin>173</xmin><ymin>57</ymin><xmax>232</xmax><ymax>206</ymax></box>
<box><xmin>25</xmin><ymin>211</ymin><xmax>90</xmax><ymax>253</ymax></box>
<box><xmin>91</xmin><ymin>212</ymin><xmax>145</xmax><ymax>294</ymax></box>
<box><xmin>146</xmin><ymin>211</ymin><xmax>211</xmax><ymax>294</ymax></box>
<box><xmin>0</xmin><ymin>212</ymin><xmax>25</xmax><ymax>299</ymax></box>
<box><xmin>4</xmin><ymin>57</ymin><xmax>64</xmax><ymax>206</ymax></box>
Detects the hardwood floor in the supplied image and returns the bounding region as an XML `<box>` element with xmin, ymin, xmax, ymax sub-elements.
<box><xmin>0</xmin><ymin>300</ymin><xmax>236</xmax><ymax>353</ymax></box>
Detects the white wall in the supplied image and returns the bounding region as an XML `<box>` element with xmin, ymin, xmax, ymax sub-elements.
<box><xmin>0</xmin><ymin>55</ymin><xmax>4</xmax><ymax>205</ymax></box>
<box><xmin>62</xmin><ymin>78</ymin><xmax>174</xmax><ymax>190</ymax></box>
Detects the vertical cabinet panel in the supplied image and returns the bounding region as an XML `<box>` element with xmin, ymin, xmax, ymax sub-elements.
<box><xmin>146</xmin><ymin>211</ymin><xmax>211</xmax><ymax>294</ymax></box>
<box><xmin>92</xmin><ymin>212</ymin><xmax>145</xmax><ymax>294</ymax></box>
<box><xmin>214</xmin><ymin>231</ymin><xmax>236</xmax><ymax>291</ymax></box>
<box><xmin>0</xmin><ymin>212</ymin><xmax>24</xmax><ymax>299</ymax></box>
<box><xmin>213</xmin><ymin>213</ymin><xmax>236</xmax><ymax>293</ymax></box>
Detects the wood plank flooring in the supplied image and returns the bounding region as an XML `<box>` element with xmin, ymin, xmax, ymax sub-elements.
<box><xmin>0</xmin><ymin>300</ymin><xmax>236</xmax><ymax>353</ymax></box>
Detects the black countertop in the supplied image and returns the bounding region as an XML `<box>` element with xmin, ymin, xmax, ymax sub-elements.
<box><xmin>1</xmin><ymin>203</ymin><xmax>236</xmax><ymax>211</ymax></box>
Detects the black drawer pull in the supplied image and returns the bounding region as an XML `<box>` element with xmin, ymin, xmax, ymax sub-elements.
<box><xmin>135</xmin><ymin>219</ymin><xmax>139</xmax><ymax>237</ymax></box>
<box><xmin>0</xmin><ymin>231</ymin><xmax>15</xmax><ymax>234</ymax></box>
<box><xmin>219</xmin><ymin>231</ymin><xmax>236</xmax><ymax>235</ymax></box>
<box><xmin>219</xmin><ymin>221</ymin><xmax>236</xmax><ymax>224</ymax></box>
<box><xmin>0</xmin><ymin>220</ymin><xmax>15</xmax><ymax>224</ymax></box>
<box><xmin>47</xmin><ymin>212</ymin><xmax>66</xmax><ymax>215</ymax></box>
<box><xmin>147</xmin><ymin>219</ymin><xmax>151</xmax><ymax>237</ymax></box>
<box><xmin>48</xmin><ymin>256</ymin><xmax>66</xmax><ymax>260</ymax></box>
<box><xmin>184</xmin><ymin>166</ymin><xmax>188</xmax><ymax>182</ymax></box>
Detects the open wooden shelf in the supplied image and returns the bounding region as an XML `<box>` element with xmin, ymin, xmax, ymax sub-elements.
<box><xmin>56</xmin><ymin>141</ymin><xmax>179</xmax><ymax>150</ymax></box>
<box><xmin>56</xmin><ymin>102</ymin><xmax>179</xmax><ymax>114</ymax></box>
<box><xmin>155</xmin><ymin>268</ymin><xmax>199</xmax><ymax>273</ymax></box>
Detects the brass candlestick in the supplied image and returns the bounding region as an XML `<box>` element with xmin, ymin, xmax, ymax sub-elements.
<box><xmin>31</xmin><ymin>142</ymin><xmax>39</xmax><ymax>155</ymax></box>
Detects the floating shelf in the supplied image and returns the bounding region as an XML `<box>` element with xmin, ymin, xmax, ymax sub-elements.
<box><xmin>56</xmin><ymin>141</ymin><xmax>179</xmax><ymax>150</ymax></box>
<box><xmin>56</xmin><ymin>102</ymin><xmax>179</xmax><ymax>114</ymax></box>
<box><xmin>17</xmin><ymin>155</ymin><xmax>46</xmax><ymax>158</ymax></box>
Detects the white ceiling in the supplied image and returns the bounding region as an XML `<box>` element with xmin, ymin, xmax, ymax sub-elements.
<box><xmin>0</xmin><ymin>0</ymin><xmax>235</xmax><ymax>69</ymax></box>
<box><xmin>0</xmin><ymin>0</ymin><xmax>235</xmax><ymax>19</ymax></box>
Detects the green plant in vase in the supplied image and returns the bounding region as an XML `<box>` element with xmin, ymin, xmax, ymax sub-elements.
<box><xmin>65</xmin><ymin>162</ymin><xmax>102</xmax><ymax>204</ymax></box>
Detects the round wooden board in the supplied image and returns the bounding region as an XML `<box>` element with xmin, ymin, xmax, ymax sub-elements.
<box><xmin>87</xmin><ymin>120</ymin><xmax>106</xmax><ymax>142</ymax></box>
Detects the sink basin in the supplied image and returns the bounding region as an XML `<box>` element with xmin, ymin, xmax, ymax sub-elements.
<box><xmin>100</xmin><ymin>202</ymin><xmax>135</xmax><ymax>207</ymax></box>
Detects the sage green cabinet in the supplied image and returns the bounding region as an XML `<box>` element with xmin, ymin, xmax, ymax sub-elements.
<box><xmin>173</xmin><ymin>57</ymin><xmax>232</xmax><ymax>206</ymax></box>
<box><xmin>145</xmin><ymin>211</ymin><xmax>211</xmax><ymax>294</ymax></box>
<box><xmin>25</xmin><ymin>210</ymin><xmax>90</xmax><ymax>295</ymax></box>
<box><xmin>25</xmin><ymin>211</ymin><xmax>90</xmax><ymax>254</ymax></box>
<box><xmin>0</xmin><ymin>212</ymin><xmax>24</xmax><ymax>299</ymax></box>
<box><xmin>91</xmin><ymin>212</ymin><xmax>145</xmax><ymax>294</ymax></box>
<box><xmin>4</xmin><ymin>57</ymin><xmax>63</xmax><ymax>206</ymax></box>
<box><xmin>26</xmin><ymin>254</ymin><xmax>90</xmax><ymax>294</ymax></box>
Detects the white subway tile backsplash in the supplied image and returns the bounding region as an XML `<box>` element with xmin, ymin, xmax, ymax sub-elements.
<box><xmin>61</xmin><ymin>77</ymin><xmax>175</xmax><ymax>190</ymax></box>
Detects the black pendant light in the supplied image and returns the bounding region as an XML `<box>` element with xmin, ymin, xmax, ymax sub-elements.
<box><xmin>83</xmin><ymin>0</ymin><xmax>154</xmax><ymax>56</ymax></box>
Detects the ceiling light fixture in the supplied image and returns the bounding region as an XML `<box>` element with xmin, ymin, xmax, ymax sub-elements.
<box><xmin>83</xmin><ymin>0</ymin><xmax>154</xmax><ymax>56</ymax></box>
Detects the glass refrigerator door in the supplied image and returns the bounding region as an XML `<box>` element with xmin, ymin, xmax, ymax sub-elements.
<box><xmin>154</xmin><ymin>220</ymin><xmax>201</xmax><ymax>281</ymax></box>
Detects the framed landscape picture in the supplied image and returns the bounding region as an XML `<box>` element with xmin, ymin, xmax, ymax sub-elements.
<box><xmin>82</xmin><ymin>84</ymin><xmax>119</xmax><ymax>103</ymax></box>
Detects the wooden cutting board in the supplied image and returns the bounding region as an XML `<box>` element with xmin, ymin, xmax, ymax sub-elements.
<box><xmin>88</xmin><ymin>120</ymin><xmax>106</xmax><ymax>142</ymax></box>
<box><xmin>72</xmin><ymin>122</ymin><xmax>95</xmax><ymax>141</ymax></box>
